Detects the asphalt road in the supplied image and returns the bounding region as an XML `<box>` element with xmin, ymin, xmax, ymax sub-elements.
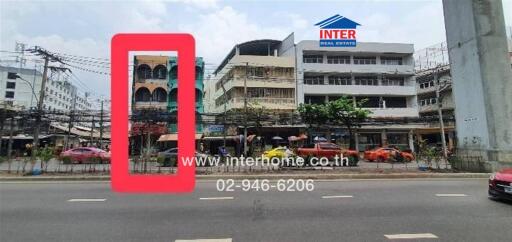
<box><xmin>1</xmin><ymin>179</ymin><xmax>511</xmax><ymax>242</ymax></box>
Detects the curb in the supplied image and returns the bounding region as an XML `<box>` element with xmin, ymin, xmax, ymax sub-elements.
<box><xmin>0</xmin><ymin>173</ymin><xmax>490</xmax><ymax>181</ymax></box>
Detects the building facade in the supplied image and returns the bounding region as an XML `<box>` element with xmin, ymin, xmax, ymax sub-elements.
<box><xmin>0</xmin><ymin>65</ymin><xmax>92</xmax><ymax>111</ymax></box>
<box><xmin>290</xmin><ymin>39</ymin><xmax>419</xmax><ymax>150</ymax></box>
<box><xmin>212</xmin><ymin>39</ymin><xmax>296</xmax><ymax>113</ymax></box>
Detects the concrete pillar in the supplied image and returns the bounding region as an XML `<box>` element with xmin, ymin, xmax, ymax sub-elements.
<box><xmin>274</xmin><ymin>49</ymin><xmax>278</xmax><ymax>57</ymax></box>
<box><xmin>443</xmin><ymin>0</ymin><xmax>512</xmax><ymax>170</ymax></box>
<box><xmin>381</xmin><ymin>129</ymin><xmax>388</xmax><ymax>147</ymax></box>
<box><xmin>354</xmin><ymin>131</ymin><xmax>359</xmax><ymax>152</ymax></box>
<box><xmin>448</xmin><ymin>132</ymin><xmax>454</xmax><ymax>151</ymax></box>
<box><xmin>408</xmin><ymin>130</ymin><xmax>415</xmax><ymax>152</ymax></box>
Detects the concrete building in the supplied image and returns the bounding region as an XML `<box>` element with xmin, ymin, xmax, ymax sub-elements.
<box><xmin>414</xmin><ymin>65</ymin><xmax>456</xmax><ymax>150</ymax></box>
<box><xmin>212</xmin><ymin>39</ymin><xmax>296</xmax><ymax>113</ymax></box>
<box><xmin>130</xmin><ymin>55</ymin><xmax>205</xmax><ymax>152</ymax></box>
<box><xmin>289</xmin><ymin>37</ymin><xmax>419</xmax><ymax>150</ymax></box>
<box><xmin>0</xmin><ymin>65</ymin><xmax>92</xmax><ymax>111</ymax></box>
<box><xmin>168</xmin><ymin>56</ymin><xmax>205</xmax><ymax>133</ymax></box>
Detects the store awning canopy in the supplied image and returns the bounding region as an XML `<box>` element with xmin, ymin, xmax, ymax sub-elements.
<box><xmin>157</xmin><ymin>133</ymin><xmax>203</xmax><ymax>142</ymax></box>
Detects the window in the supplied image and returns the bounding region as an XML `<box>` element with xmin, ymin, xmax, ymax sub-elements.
<box><xmin>382</xmin><ymin>78</ymin><xmax>404</xmax><ymax>86</ymax></box>
<box><xmin>355</xmin><ymin>76</ymin><xmax>378</xmax><ymax>86</ymax></box>
<box><xmin>303</xmin><ymin>55</ymin><xmax>323</xmax><ymax>63</ymax></box>
<box><xmin>7</xmin><ymin>72</ymin><xmax>17</xmax><ymax>79</ymax></box>
<box><xmin>248</xmin><ymin>67</ymin><xmax>265</xmax><ymax>78</ymax></box>
<box><xmin>420</xmin><ymin>98</ymin><xmax>438</xmax><ymax>106</ymax></box>
<box><xmin>304</xmin><ymin>76</ymin><xmax>324</xmax><ymax>85</ymax></box>
<box><xmin>382</xmin><ymin>97</ymin><xmax>407</xmax><ymax>108</ymax></box>
<box><xmin>353</xmin><ymin>57</ymin><xmax>376</xmax><ymax>65</ymax></box>
<box><xmin>5</xmin><ymin>91</ymin><xmax>14</xmax><ymax>98</ymax></box>
<box><xmin>327</xmin><ymin>56</ymin><xmax>350</xmax><ymax>64</ymax></box>
<box><xmin>381</xmin><ymin>57</ymin><xmax>403</xmax><ymax>65</ymax></box>
<box><xmin>328</xmin><ymin>76</ymin><xmax>351</xmax><ymax>85</ymax></box>
<box><xmin>6</xmin><ymin>82</ymin><xmax>15</xmax><ymax>89</ymax></box>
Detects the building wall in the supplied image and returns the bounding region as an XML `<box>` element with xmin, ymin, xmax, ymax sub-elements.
<box><xmin>213</xmin><ymin>49</ymin><xmax>295</xmax><ymax>113</ymax></box>
<box><xmin>296</xmin><ymin>41</ymin><xmax>418</xmax><ymax>118</ymax></box>
<box><xmin>0</xmin><ymin>65</ymin><xmax>91</xmax><ymax>111</ymax></box>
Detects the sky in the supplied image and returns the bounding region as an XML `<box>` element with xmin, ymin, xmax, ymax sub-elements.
<box><xmin>1</xmin><ymin>0</ymin><xmax>511</xmax><ymax>99</ymax></box>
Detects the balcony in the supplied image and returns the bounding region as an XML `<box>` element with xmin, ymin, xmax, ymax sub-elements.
<box><xmin>303</xmin><ymin>84</ymin><xmax>416</xmax><ymax>96</ymax></box>
<box><xmin>368</xmin><ymin>107</ymin><xmax>419</xmax><ymax>118</ymax></box>
<box><xmin>133</xmin><ymin>102</ymin><xmax>167</xmax><ymax>110</ymax></box>
<box><xmin>302</xmin><ymin>63</ymin><xmax>414</xmax><ymax>75</ymax></box>
<box><xmin>227</xmin><ymin>97</ymin><xmax>295</xmax><ymax>110</ymax></box>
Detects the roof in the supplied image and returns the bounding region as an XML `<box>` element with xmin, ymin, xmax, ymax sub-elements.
<box><xmin>0</xmin><ymin>65</ymin><xmax>43</xmax><ymax>76</ymax></box>
<box><xmin>157</xmin><ymin>133</ymin><xmax>203</xmax><ymax>142</ymax></box>
<box><xmin>214</xmin><ymin>39</ymin><xmax>282</xmax><ymax>75</ymax></box>
<box><xmin>315</xmin><ymin>15</ymin><xmax>361</xmax><ymax>29</ymax></box>
<box><xmin>51</xmin><ymin>123</ymin><xmax>111</xmax><ymax>139</ymax></box>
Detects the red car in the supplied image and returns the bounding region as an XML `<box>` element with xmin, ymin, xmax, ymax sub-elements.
<box><xmin>364</xmin><ymin>147</ymin><xmax>414</xmax><ymax>162</ymax></box>
<box><xmin>60</xmin><ymin>147</ymin><xmax>111</xmax><ymax>164</ymax></box>
<box><xmin>489</xmin><ymin>168</ymin><xmax>512</xmax><ymax>201</ymax></box>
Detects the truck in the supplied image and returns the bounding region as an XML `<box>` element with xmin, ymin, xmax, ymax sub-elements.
<box><xmin>296</xmin><ymin>142</ymin><xmax>359</xmax><ymax>166</ymax></box>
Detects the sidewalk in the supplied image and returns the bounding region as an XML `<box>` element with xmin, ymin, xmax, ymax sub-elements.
<box><xmin>0</xmin><ymin>171</ymin><xmax>490</xmax><ymax>181</ymax></box>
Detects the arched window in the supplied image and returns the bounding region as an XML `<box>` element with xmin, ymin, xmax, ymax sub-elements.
<box><xmin>152</xmin><ymin>87</ymin><xmax>167</xmax><ymax>102</ymax></box>
<box><xmin>153</xmin><ymin>65</ymin><xmax>167</xmax><ymax>79</ymax></box>
<box><xmin>195</xmin><ymin>89</ymin><xmax>202</xmax><ymax>103</ymax></box>
<box><xmin>134</xmin><ymin>87</ymin><xmax>151</xmax><ymax>102</ymax></box>
<box><xmin>195</xmin><ymin>66</ymin><xmax>203</xmax><ymax>79</ymax></box>
<box><xmin>169</xmin><ymin>66</ymin><xmax>178</xmax><ymax>80</ymax></box>
<box><xmin>137</xmin><ymin>64</ymin><xmax>152</xmax><ymax>79</ymax></box>
<box><xmin>169</xmin><ymin>88</ymin><xmax>178</xmax><ymax>103</ymax></box>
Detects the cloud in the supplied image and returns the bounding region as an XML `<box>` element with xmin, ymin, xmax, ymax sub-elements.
<box><xmin>178</xmin><ymin>6</ymin><xmax>291</xmax><ymax>65</ymax></box>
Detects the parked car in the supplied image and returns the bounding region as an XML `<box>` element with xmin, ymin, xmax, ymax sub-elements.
<box><xmin>263</xmin><ymin>146</ymin><xmax>294</xmax><ymax>159</ymax></box>
<box><xmin>296</xmin><ymin>142</ymin><xmax>359</xmax><ymax>165</ymax></box>
<box><xmin>363</xmin><ymin>147</ymin><xmax>414</xmax><ymax>162</ymax></box>
<box><xmin>157</xmin><ymin>148</ymin><xmax>209</xmax><ymax>166</ymax></box>
<box><xmin>488</xmin><ymin>168</ymin><xmax>512</xmax><ymax>201</ymax></box>
<box><xmin>60</xmin><ymin>147</ymin><xmax>110</xmax><ymax>164</ymax></box>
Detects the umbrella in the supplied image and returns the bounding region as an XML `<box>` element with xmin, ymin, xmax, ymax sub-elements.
<box><xmin>271</xmin><ymin>136</ymin><xmax>284</xmax><ymax>141</ymax></box>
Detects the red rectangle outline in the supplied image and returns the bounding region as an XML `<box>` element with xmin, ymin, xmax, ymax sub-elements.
<box><xmin>111</xmin><ymin>34</ymin><xmax>195</xmax><ymax>193</ymax></box>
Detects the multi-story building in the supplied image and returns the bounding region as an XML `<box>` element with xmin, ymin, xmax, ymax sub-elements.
<box><xmin>130</xmin><ymin>55</ymin><xmax>204</xmax><ymax>151</ymax></box>
<box><xmin>131</xmin><ymin>56</ymin><xmax>169</xmax><ymax>151</ymax></box>
<box><xmin>289</xmin><ymin>38</ymin><xmax>419</xmax><ymax>150</ymax></box>
<box><xmin>0</xmin><ymin>65</ymin><xmax>92</xmax><ymax>111</ymax></box>
<box><xmin>168</xmin><ymin>56</ymin><xmax>205</xmax><ymax>133</ymax></box>
<box><xmin>414</xmin><ymin>65</ymin><xmax>456</xmax><ymax>150</ymax></box>
<box><xmin>212</xmin><ymin>39</ymin><xmax>296</xmax><ymax>113</ymax></box>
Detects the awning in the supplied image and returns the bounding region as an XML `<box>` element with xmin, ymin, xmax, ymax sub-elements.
<box><xmin>157</xmin><ymin>133</ymin><xmax>203</xmax><ymax>142</ymax></box>
<box><xmin>201</xmin><ymin>136</ymin><xmax>237</xmax><ymax>141</ymax></box>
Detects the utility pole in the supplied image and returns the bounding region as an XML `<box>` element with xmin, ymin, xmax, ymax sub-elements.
<box><xmin>28</xmin><ymin>46</ymin><xmax>63</xmax><ymax>171</ymax></box>
<box><xmin>435</xmin><ymin>67</ymin><xmax>448</xmax><ymax>159</ymax></box>
<box><xmin>65</xmin><ymin>95</ymin><xmax>76</xmax><ymax>150</ymax></box>
<box><xmin>32</xmin><ymin>51</ymin><xmax>49</xmax><ymax>170</ymax></box>
<box><xmin>99</xmin><ymin>99</ymin><xmax>104</xmax><ymax>149</ymax></box>
<box><xmin>221</xmin><ymin>83</ymin><xmax>227</xmax><ymax>147</ymax></box>
<box><xmin>90</xmin><ymin>116</ymin><xmax>95</xmax><ymax>147</ymax></box>
<box><xmin>243</xmin><ymin>62</ymin><xmax>248</xmax><ymax>157</ymax></box>
<box><xmin>7</xmin><ymin>115</ymin><xmax>14</xmax><ymax>160</ymax></box>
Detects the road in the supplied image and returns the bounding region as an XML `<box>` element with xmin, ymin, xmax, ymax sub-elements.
<box><xmin>1</xmin><ymin>179</ymin><xmax>511</xmax><ymax>242</ymax></box>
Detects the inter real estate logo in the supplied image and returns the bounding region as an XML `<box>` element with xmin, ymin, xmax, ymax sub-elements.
<box><xmin>316</xmin><ymin>14</ymin><xmax>361</xmax><ymax>47</ymax></box>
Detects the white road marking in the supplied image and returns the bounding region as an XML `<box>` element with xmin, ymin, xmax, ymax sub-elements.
<box><xmin>321</xmin><ymin>195</ymin><xmax>353</xmax><ymax>199</ymax></box>
<box><xmin>175</xmin><ymin>238</ymin><xmax>232</xmax><ymax>242</ymax></box>
<box><xmin>384</xmin><ymin>233</ymin><xmax>438</xmax><ymax>239</ymax></box>
<box><xmin>199</xmin><ymin>197</ymin><xmax>234</xmax><ymax>200</ymax></box>
<box><xmin>435</xmin><ymin>194</ymin><xmax>467</xmax><ymax>197</ymax></box>
<box><xmin>67</xmin><ymin>198</ymin><xmax>106</xmax><ymax>202</ymax></box>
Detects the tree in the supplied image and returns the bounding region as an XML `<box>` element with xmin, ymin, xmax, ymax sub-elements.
<box><xmin>297</xmin><ymin>103</ymin><xmax>329</xmax><ymax>143</ymax></box>
<box><xmin>325</xmin><ymin>96</ymin><xmax>371</xmax><ymax>149</ymax></box>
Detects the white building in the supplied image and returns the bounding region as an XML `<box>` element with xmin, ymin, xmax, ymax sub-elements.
<box><xmin>293</xmin><ymin>40</ymin><xmax>418</xmax><ymax>118</ymax></box>
<box><xmin>278</xmin><ymin>36</ymin><xmax>420</xmax><ymax>150</ymax></box>
<box><xmin>0</xmin><ymin>65</ymin><xmax>92</xmax><ymax>111</ymax></box>
<box><xmin>211</xmin><ymin>39</ymin><xmax>296</xmax><ymax>113</ymax></box>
